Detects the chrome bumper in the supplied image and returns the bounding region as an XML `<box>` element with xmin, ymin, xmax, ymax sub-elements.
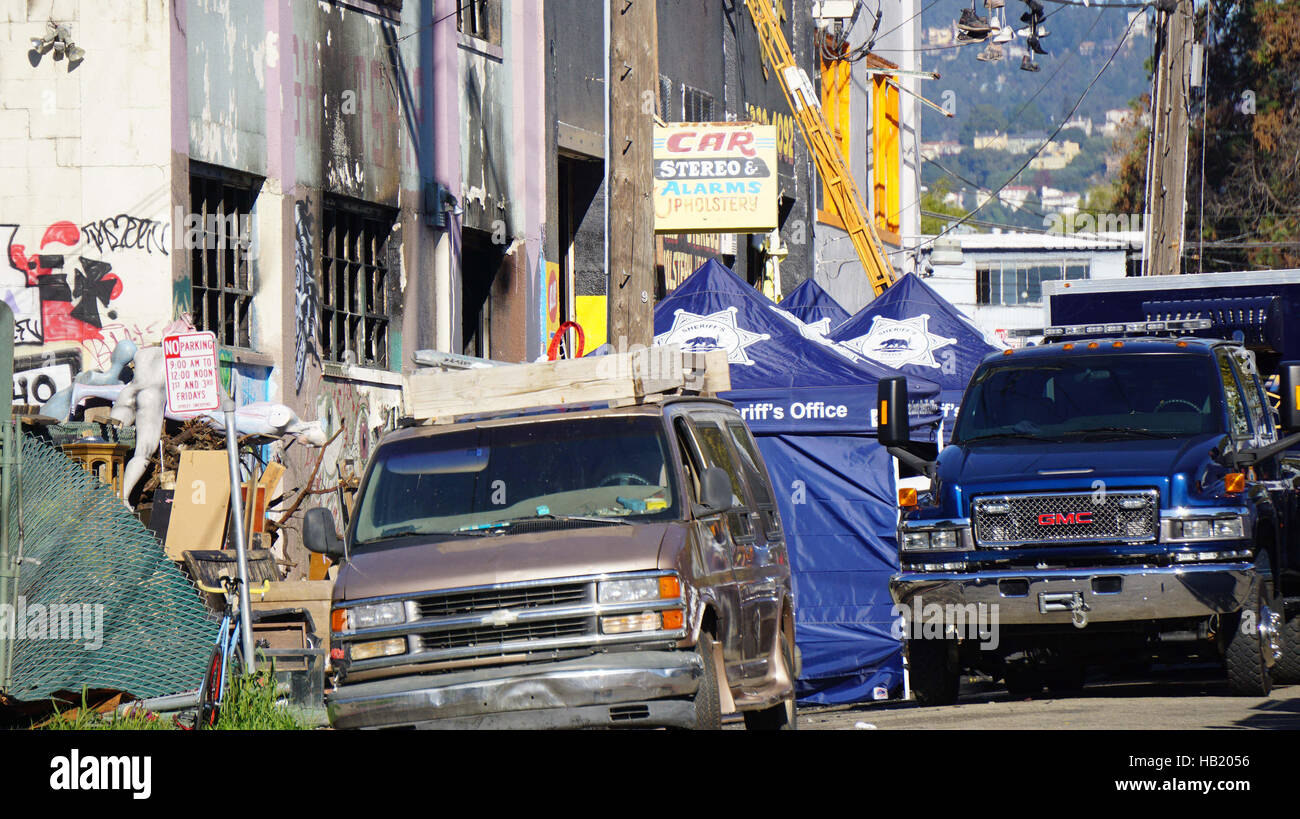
<box><xmin>890</xmin><ymin>563</ymin><xmax>1255</xmax><ymax>626</ymax></box>
<box><xmin>327</xmin><ymin>650</ymin><xmax>703</xmax><ymax>730</ymax></box>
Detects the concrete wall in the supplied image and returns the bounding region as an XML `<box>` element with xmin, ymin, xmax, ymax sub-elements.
<box><xmin>2</xmin><ymin>0</ymin><xmax>178</xmax><ymax>401</ymax></box>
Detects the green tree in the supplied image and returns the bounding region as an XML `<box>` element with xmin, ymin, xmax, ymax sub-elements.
<box><xmin>921</xmin><ymin>177</ymin><xmax>969</xmax><ymax>234</ymax></box>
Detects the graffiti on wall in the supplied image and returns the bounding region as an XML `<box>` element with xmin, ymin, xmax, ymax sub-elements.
<box><xmin>83</xmin><ymin>314</ymin><xmax>196</xmax><ymax>371</ymax></box>
<box><xmin>1</xmin><ymin>221</ymin><xmax>128</xmax><ymax>345</ymax></box>
<box><xmin>79</xmin><ymin>214</ymin><xmax>170</xmax><ymax>256</ymax></box>
<box><xmin>293</xmin><ymin>199</ymin><xmax>320</xmax><ymax>393</ymax></box>
<box><xmin>12</xmin><ymin>350</ymin><xmax>82</xmax><ymax>407</ymax></box>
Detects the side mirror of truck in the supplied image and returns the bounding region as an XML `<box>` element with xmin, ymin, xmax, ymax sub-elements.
<box><xmin>877</xmin><ymin>377</ymin><xmax>911</xmax><ymax>447</ymax></box>
<box><xmin>303</xmin><ymin>507</ymin><xmax>347</xmax><ymax>560</ymax></box>
<box><xmin>877</xmin><ymin>376</ymin><xmax>938</xmax><ymax>480</ymax></box>
<box><xmin>695</xmin><ymin>466</ymin><xmax>735</xmax><ymax>517</ymax></box>
<box><xmin>1280</xmin><ymin>362</ymin><xmax>1300</xmax><ymax>434</ymax></box>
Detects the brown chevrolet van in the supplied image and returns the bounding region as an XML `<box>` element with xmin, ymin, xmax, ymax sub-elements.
<box><xmin>304</xmin><ymin>396</ymin><xmax>797</xmax><ymax>729</ymax></box>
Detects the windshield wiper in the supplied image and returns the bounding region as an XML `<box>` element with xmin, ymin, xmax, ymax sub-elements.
<box><xmin>958</xmin><ymin>432</ymin><xmax>1060</xmax><ymax>444</ymax></box>
<box><xmin>526</xmin><ymin>513</ymin><xmax>632</xmax><ymax>526</ymax></box>
<box><xmin>1061</xmin><ymin>427</ymin><xmax>1172</xmax><ymax>439</ymax></box>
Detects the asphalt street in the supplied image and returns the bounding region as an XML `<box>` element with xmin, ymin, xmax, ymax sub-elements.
<box><xmin>783</xmin><ymin>669</ymin><xmax>1300</xmax><ymax>730</ymax></box>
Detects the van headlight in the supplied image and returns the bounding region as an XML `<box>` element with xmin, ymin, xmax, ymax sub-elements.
<box><xmin>598</xmin><ymin>574</ymin><xmax>681</xmax><ymax>604</ymax></box>
<box><xmin>343</xmin><ymin>601</ymin><xmax>408</xmax><ymax>630</ymax></box>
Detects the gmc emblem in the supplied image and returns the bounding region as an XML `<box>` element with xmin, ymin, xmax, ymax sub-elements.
<box><xmin>1038</xmin><ymin>512</ymin><xmax>1093</xmax><ymax>526</ymax></box>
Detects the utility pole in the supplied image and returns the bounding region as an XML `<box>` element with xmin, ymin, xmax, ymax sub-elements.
<box><xmin>606</xmin><ymin>0</ymin><xmax>658</xmax><ymax>348</ymax></box>
<box><xmin>1144</xmin><ymin>0</ymin><xmax>1193</xmax><ymax>276</ymax></box>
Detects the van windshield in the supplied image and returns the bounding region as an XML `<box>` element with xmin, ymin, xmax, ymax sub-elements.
<box><xmin>352</xmin><ymin>416</ymin><xmax>679</xmax><ymax>547</ymax></box>
<box><xmin>952</xmin><ymin>352</ymin><xmax>1224</xmax><ymax>443</ymax></box>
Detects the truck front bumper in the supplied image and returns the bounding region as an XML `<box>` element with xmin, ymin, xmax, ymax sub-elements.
<box><xmin>891</xmin><ymin>562</ymin><xmax>1254</xmax><ymax>626</ymax></box>
<box><xmin>327</xmin><ymin>650</ymin><xmax>704</xmax><ymax>729</ymax></box>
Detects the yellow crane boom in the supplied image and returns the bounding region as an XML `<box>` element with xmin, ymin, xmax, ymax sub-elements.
<box><xmin>744</xmin><ymin>0</ymin><xmax>896</xmax><ymax>296</ymax></box>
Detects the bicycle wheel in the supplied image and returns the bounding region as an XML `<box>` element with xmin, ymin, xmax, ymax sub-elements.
<box><xmin>197</xmin><ymin>646</ymin><xmax>224</xmax><ymax>729</ymax></box>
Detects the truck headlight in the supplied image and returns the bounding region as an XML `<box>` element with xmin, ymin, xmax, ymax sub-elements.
<box><xmin>1161</xmin><ymin>513</ymin><xmax>1247</xmax><ymax>542</ymax></box>
<box><xmin>900</xmin><ymin>525</ymin><xmax>970</xmax><ymax>551</ymax></box>
<box><xmin>598</xmin><ymin>574</ymin><xmax>681</xmax><ymax>604</ymax></box>
<box><xmin>344</xmin><ymin>601</ymin><xmax>408</xmax><ymax>630</ymax></box>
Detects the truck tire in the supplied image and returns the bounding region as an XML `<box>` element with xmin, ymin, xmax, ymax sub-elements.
<box><xmin>1225</xmin><ymin>577</ymin><xmax>1279</xmax><ymax>696</ymax></box>
<box><xmin>1003</xmin><ymin>667</ymin><xmax>1043</xmax><ymax>699</ymax></box>
<box><xmin>908</xmin><ymin>640</ymin><xmax>959</xmax><ymax>706</ymax></box>
<box><xmin>692</xmin><ymin>632</ymin><xmax>723</xmax><ymax>730</ymax></box>
<box><xmin>1044</xmin><ymin>664</ymin><xmax>1086</xmax><ymax>696</ymax></box>
<box><xmin>744</xmin><ymin>629</ymin><xmax>797</xmax><ymax>730</ymax></box>
<box><xmin>1277</xmin><ymin>612</ymin><xmax>1300</xmax><ymax>685</ymax></box>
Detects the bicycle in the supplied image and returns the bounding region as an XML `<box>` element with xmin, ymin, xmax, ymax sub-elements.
<box><xmin>193</xmin><ymin>575</ymin><xmax>270</xmax><ymax>729</ymax></box>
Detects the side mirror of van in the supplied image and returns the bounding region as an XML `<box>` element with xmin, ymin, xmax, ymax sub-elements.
<box><xmin>695</xmin><ymin>466</ymin><xmax>735</xmax><ymax>517</ymax></box>
<box><xmin>303</xmin><ymin>507</ymin><xmax>347</xmax><ymax>560</ymax></box>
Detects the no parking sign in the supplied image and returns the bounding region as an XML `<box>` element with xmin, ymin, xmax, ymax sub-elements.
<box><xmin>162</xmin><ymin>331</ymin><xmax>221</xmax><ymax>413</ymax></box>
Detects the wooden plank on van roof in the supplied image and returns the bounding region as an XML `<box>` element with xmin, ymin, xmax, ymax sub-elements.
<box><xmin>403</xmin><ymin>345</ymin><xmax>730</xmax><ymax>423</ymax></box>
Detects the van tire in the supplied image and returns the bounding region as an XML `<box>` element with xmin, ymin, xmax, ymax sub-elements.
<box><xmin>744</xmin><ymin>629</ymin><xmax>797</xmax><ymax>730</ymax></box>
<box><xmin>693</xmin><ymin>632</ymin><xmax>723</xmax><ymax>730</ymax></box>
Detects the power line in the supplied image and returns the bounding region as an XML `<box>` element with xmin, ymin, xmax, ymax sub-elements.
<box><xmin>912</xmin><ymin>9</ymin><xmax>1144</xmax><ymax>253</ymax></box>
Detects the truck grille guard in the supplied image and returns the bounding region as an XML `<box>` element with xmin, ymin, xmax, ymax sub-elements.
<box><xmin>972</xmin><ymin>489</ymin><xmax>1159</xmax><ymax>548</ymax></box>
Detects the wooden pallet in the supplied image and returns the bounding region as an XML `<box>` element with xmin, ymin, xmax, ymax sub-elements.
<box><xmin>403</xmin><ymin>345</ymin><xmax>730</xmax><ymax>424</ymax></box>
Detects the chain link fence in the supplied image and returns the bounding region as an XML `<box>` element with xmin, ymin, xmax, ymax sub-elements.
<box><xmin>0</xmin><ymin>429</ymin><xmax>217</xmax><ymax>703</ymax></box>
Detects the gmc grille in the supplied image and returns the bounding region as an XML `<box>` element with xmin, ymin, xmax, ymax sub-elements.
<box><xmin>973</xmin><ymin>490</ymin><xmax>1158</xmax><ymax>547</ymax></box>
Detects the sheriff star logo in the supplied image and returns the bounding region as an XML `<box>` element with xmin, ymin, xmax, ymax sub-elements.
<box><xmin>843</xmin><ymin>314</ymin><xmax>955</xmax><ymax>369</ymax></box>
<box><xmin>654</xmin><ymin>307</ymin><xmax>770</xmax><ymax>365</ymax></box>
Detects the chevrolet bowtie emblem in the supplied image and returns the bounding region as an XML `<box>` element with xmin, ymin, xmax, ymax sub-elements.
<box><xmin>482</xmin><ymin>609</ymin><xmax>519</xmax><ymax>627</ymax></box>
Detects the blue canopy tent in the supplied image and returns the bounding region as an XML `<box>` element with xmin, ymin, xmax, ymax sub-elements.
<box><xmin>778</xmin><ymin>278</ymin><xmax>851</xmax><ymax>332</ymax></box>
<box><xmin>653</xmin><ymin>260</ymin><xmax>940</xmax><ymax>704</ymax></box>
<box><xmin>829</xmin><ymin>272</ymin><xmax>1001</xmax><ymax>442</ymax></box>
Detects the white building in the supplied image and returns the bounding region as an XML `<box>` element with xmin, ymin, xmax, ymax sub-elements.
<box><xmin>918</xmin><ymin>231</ymin><xmax>1143</xmax><ymax>343</ymax></box>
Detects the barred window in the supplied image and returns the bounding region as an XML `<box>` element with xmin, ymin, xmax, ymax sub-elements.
<box><xmin>457</xmin><ymin>0</ymin><xmax>500</xmax><ymax>44</ymax></box>
<box><xmin>319</xmin><ymin>197</ymin><xmax>396</xmax><ymax>368</ymax></box>
<box><xmin>683</xmin><ymin>85</ymin><xmax>715</xmax><ymax>122</ymax></box>
<box><xmin>189</xmin><ymin>162</ymin><xmax>261</xmax><ymax>349</ymax></box>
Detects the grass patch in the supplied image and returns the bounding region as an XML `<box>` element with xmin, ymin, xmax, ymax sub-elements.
<box><xmin>33</xmin><ymin>672</ymin><xmax>310</xmax><ymax>730</ymax></box>
<box><xmin>36</xmin><ymin>692</ymin><xmax>174</xmax><ymax>730</ymax></box>
<box><xmin>207</xmin><ymin>671</ymin><xmax>309</xmax><ymax>730</ymax></box>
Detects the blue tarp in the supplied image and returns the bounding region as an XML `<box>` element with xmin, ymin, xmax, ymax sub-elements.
<box><xmin>653</xmin><ymin>260</ymin><xmax>939</xmax><ymax>703</ymax></box>
<box><xmin>654</xmin><ymin>261</ymin><xmax>940</xmax><ymax>435</ymax></box>
<box><xmin>829</xmin><ymin>272</ymin><xmax>1001</xmax><ymax>435</ymax></box>
<box><xmin>779</xmin><ymin>278</ymin><xmax>851</xmax><ymax>331</ymax></box>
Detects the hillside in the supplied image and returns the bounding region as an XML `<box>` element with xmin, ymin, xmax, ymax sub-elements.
<box><xmin>910</xmin><ymin>0</ymin><xmax>1154</xmax><ymax>230</ymax></box>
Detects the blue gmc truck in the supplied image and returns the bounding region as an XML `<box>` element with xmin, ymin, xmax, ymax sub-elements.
<box><xmin>877</xmin><ymin>315</ymin><xmax>1300</xmax><ymax>703</ymax></box>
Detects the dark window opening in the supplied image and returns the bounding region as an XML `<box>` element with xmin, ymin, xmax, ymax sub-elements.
<box><xmin>460</xmin><ymin>228</ymin><xmax>504</xmax><ymax>359</ymax></box>
<box><xmin>189</xmin><ymin>162</ymin><xmax>262</xmax><ymax>349</ymax></box>
<box><xmin>319</xmin><ymin>196</ymin><xmax>396</xmax><ymax>368</ymax></box>
<box><xmin>457</xmin><ymin>0</ymin><xmax>500</xmax><ymax>44</ymax></box>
